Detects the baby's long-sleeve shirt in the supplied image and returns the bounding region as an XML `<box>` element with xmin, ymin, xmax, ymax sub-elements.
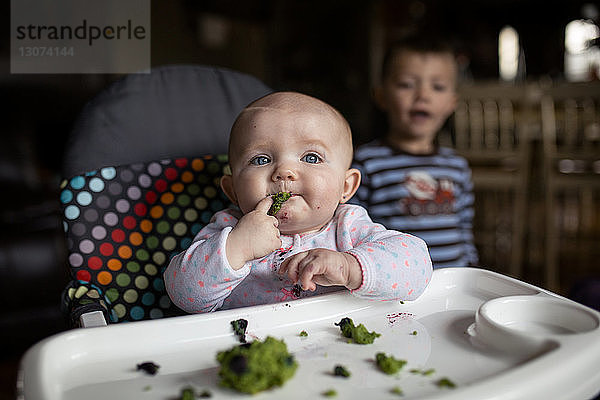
<box><xmin>164</xmin><ymin>204</ymin><xmax>432</xmax><ymax>313</ymax></box>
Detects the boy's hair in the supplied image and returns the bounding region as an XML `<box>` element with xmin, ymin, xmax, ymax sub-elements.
<box><xmin>380</xmin><ymin>32</ymin><xmax>457</xmax><ymax>81</ymax></box>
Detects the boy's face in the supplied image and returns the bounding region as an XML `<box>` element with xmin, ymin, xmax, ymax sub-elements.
<box><xmin>376</xmin><ymin>50</ymin><xmax>458</xmax><ymax>147</ymax></box>
<box><xmin>222</xmin><ymin>103</ymin><xmax>359</xmax><ymax>235</ymax></box>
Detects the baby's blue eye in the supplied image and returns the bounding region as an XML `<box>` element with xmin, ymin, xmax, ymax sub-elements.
<box><xmin>250</xmin><ymin>156</ymin><xmax>270</xmax><ymax>166</ymax></box>
<box><xmin>302</xmin><ymin>153</ymin><xmax>321</xmax><ymax>164</ymax></box>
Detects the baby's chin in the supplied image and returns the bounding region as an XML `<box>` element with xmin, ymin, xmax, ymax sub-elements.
<box><xmin>275</xmin><ymin>199</ymin><xmax>335</xmax><ymax>235</ymax></box>
<box><xmin>278</xmin><ymin>217</ymin><xmax>329</xmax><ymax>236</ymax></box>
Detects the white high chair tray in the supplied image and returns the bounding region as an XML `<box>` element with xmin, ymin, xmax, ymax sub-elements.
<box><xmin>19</xmin><ymin>268</ymin><xmax>600</xmax><ymax>400</ymax></box>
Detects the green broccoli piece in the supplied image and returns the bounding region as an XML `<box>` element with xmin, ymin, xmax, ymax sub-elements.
<box><xmin>335</xmin><ymin>317</ymin><xmax>381</xmax><ymax>344</ymax></box>
<box><xmin>230</xmin><ymin>319</ymin><xmax>248</xmax><ymax>343</ymax></box>
<box><xmin>333</xmin><ymin>365</ymin><xmax>351</xmax><ymax>378</ymax></box>
<box><xmin>268</xmin><ymin>192</ymin><xmax>291</xmax><ymax>216</ymax></box>
<box><xmin>436</xmin><ymin>377</ymin><xmax>456</xmax><ymax>388</ymax></box>
<box><xmin>375</xmin><ymin>352</ymin><xmax>407</xmax><ymax>375</ymax></box>
<box><xmin>391</xmin><ymin>386</ymin><xmax>403</xmax><ymax>396</ymax></box>
<box><xmin>180</xmin><ymin>387</ymin><xmax>195</xmax><ymax>400</ymax></box>
<box><xmin>136</xmin><ymin>361</ymin><xmax>160</xmax><ymax>375</ymax></box>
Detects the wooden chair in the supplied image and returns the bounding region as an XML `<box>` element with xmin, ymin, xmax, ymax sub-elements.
<box><xmin>449</xmin><ymin>83</ymin><xmax>538</xmax><ymax>279</ymax></box>
<box><xmin>540</xmin><ymin>81</ymin><xmax>600</xmax><ymax>293</ymax></box>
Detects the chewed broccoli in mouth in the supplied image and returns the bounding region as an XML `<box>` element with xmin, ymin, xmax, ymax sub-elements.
<box><xmin>267</xmin><ymin>192</ymin><xmax>291</xmax><ymax>216</ymax></box>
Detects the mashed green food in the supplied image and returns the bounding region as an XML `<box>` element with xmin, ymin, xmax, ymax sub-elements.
<box><xmin>335</xmin><ymin>317</ymin><xmax>381</xmax><ymax>344</ymax></box>
<box><xmin>268</xmin><ymin>192</ymin><xmax>291</xmax><ymax>216</ymax></box>
<box><xmin>216</xmin><ymin>336</ymin><xmax>298</xmax><ymax>394</ymax></box>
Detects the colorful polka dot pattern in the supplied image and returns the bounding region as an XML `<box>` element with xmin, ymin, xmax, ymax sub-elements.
<box><xmin>60</xmin><ymin>155</ymin><xmax>231</xmax><ymax>322</ymax></box>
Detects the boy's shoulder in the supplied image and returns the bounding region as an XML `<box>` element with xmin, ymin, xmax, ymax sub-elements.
<box><xmin>354</xmin><ymin>139</ymin><xmax>393</xmax><ymax>160</ymax></box>
<box><xmin>437</xmin><ymin>146</ymin><xmax>470</xmax><ymax>167</ymax></box>
<box><xmin>437</xmin><ymin>146</ymin><xmax>458</xmax><ymax>156</ymax></box>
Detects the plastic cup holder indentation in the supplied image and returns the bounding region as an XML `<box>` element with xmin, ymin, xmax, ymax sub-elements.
<box><xmin>481</xmin><ymin>296</ymin><xmax>598</xmax><ymax>335</ymax></box>
<box><xmin>472</xmin><ymin>296</ymin><xmax>599</xmax><ymax>353</ymax></box>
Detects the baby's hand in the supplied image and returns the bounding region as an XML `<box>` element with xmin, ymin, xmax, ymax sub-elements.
<box><xmin>279</xmin><ymin>249</ymin><xmax>362</xmax><ymax>291</ymax></box>
<box><xmin>226</xmin><ymin>196</ymin><xmax>282</xmax><ymax>269</ymax></box>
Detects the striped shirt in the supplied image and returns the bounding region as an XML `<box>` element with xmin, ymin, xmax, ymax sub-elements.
<box><xmin>351</xmin><ymin>139</ymin><xmax>478</xmax><ymax>268</ymax></box>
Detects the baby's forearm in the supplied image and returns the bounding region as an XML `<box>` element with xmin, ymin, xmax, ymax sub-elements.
<box><xmin>225</xmin><ymin>228</ymin><xmax>251</xmax><ymax>270</ymax></box>
<box><xmin>164</xmin><ymin>231</ymin><xmax>244</xmax><ymax>313</ymax></box>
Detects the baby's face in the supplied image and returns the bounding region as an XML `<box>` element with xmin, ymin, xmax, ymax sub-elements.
<box><xmin>378</xmin><ymin>50</ymin><xmax>457</xmax><ymax>144</ymax></box>
<box><xmin>224</xmin><ymin>104</ymin><xmax>355</xmax><ymax>235</ymax></box>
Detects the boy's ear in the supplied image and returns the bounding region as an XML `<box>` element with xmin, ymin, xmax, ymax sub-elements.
<box><xmin>220</xmin><ymin>175</ymin><xmax>238</xmax><ymax>205</ymax></box>
<box><xmin>340</xmin><ymin>168</ymin><xmax>361</xmax><ymax>204</ymax></box>
<box><xmin>449</xmin><ymin>91</ymin><xmax>459</xmax><ymax>112</ymax></box>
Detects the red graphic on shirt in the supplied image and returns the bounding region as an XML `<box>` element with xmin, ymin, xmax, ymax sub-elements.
<box><xmin>401</xmin><ymin>171</ymin><xmax>455</xmax><ymax>216</ymax></box>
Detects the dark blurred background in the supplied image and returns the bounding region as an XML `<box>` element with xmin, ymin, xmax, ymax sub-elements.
<box><xmin>1</xmin><ymin>0</ymin><xmax>599</xmax><ymax>397</ymax></box>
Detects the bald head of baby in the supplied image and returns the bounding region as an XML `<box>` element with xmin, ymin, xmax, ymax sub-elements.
<box><xmin>228</xmin><ymin>92</ymin><xmax>354</xmax><ymax>169</ymax></box>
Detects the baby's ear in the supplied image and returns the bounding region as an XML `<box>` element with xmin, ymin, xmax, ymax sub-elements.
<box><xmin>340</xmin><ymin>168</ymin><xmax>361</xmax><ymax>204</ymax></box>
<box><xmin>220</xmin><ymin>175</ymin><xmax>238</xmax><ymax>205</ymax></box>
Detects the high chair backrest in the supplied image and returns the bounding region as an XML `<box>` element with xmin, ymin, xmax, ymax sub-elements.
<box><xmin>63</xmin><ymin>65</ymin><xmax>272</xmax><ymax>177</ymax></box>
<box><xmin>61</xmin><ymin>155</ymin><xmax>232</xmax><ymax>322</ymax></box>
<box><xmin>60</xmin><ymin>65</ymin><xmax>272</xmax><ymax>324</ymax></box>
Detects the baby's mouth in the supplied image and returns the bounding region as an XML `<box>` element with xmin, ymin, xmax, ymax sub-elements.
<box><xmin>267</xmin><ymin>191</ymin><xmax>296</xmax><ymax>197</ymax></box>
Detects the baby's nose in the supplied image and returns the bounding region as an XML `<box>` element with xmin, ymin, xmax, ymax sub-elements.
<box><xmin>272</xmin><ymin>167</ymin><xmax>297</xmax><ymax>181</ymax></box>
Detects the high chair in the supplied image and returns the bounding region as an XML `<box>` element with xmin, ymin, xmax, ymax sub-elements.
<box><xmin>540</xmin><ymin>81</ymin><xmax>600</xmax><ymax>293</ymax></box>
<box><xmin>59</xmin><ymin>65</ymin><xmax>272</xmax><ymax>326</ymax></box>
<box><xmin>450</xmin><ymin>83</ymin><xmax>538</xmax><ymax>279</ymax></box>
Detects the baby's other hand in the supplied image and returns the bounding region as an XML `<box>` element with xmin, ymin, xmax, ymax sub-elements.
<box><xmin>227</xmin><ymin>196</ymin><xmax>281</xmax><ymax>269</ymax></box>
<box><xmin>279</xmin><ymin>249</ymin><xmax>362</xmax><ymax>291</ymax></box>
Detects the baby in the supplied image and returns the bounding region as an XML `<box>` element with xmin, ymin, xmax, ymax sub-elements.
<box><xmin>164</xmin><ymin>92</ymin><xmax>433</xmax><ymax>313</ymax></box>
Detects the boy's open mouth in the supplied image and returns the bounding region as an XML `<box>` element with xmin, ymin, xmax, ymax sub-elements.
<box><xmin>409</xmin><ymin>110</ymin><xmax>431</xmax><ymax>118</ymax></box>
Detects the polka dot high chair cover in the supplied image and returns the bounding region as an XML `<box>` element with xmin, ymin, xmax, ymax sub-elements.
<box><xmin>60</xmin><ymin>155</ymin><xmax>231</xmax><ymax>323</ymax></box>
